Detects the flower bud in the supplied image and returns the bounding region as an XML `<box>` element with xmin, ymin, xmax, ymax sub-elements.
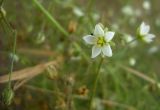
<box><xmin>46</xmin><ymin>65</ymin><xmax>58</xmax><ymax>80</ymax></box>
<box><xmin>9</xmin><ymin>53</ymin><xmax>19</xmax><ymax>62</ymax></box>
<box><xmin>35</xmin><ymin>32</ymin><xmax>45</xmax><ymax>44</ymax></box>
<box><xmin>0</xmin><ymin>7</ymin><xmax>6</xmax><ymax>18</ymax></box>
<box><xmin>68</xmin><ymin>21</ymin><xmax>77</xmax><ymax>33</ymax></box>
<box><xmin>2</xmin><ymin>87</ymin><xmax>14</xmax><ymax>105</ymax></box>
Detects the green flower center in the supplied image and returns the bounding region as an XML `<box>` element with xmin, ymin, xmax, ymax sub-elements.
<box><xmin>97</xmin><ymin>37</ymin><xmax>106</xmax><ymax>47</ymax></box>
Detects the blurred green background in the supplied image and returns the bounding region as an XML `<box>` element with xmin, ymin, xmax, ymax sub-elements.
<box><xmin>0</xmin><ymin>0</ymin><xmax>160</xmax><ymax>110</ymax></box>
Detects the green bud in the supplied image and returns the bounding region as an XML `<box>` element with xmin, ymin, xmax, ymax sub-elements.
<box><xmin>136</xmin><ymin>27</ymin><xmax>143</xmax><ymax>40</ymax></box>
<box><xmin>136</xmin><ymin>28</ymin><xmax>147</xmax><ymax>43</ymax></box>
<box><xmin>2</xmin><ymin>87</ymin><xmax>14</xmax><ymax>105</ymax></box>
<box><xmin>0</xmin><ymin>7</ymin><xmax>6</xmax><ymax>18</ymax></box>
<box><xmin>35</xmin><ymin>32</ymin><xmax>45</xmax><ymax>44</ymax></box>
<box><xmin>46</xmin><ymin>65</ymin><xmax>58</xmax><ymax>80</ymax></box>
<box><xmin>104</xmin><ymin>27</ymin><xmax>108</xmax><ymax>33</ymax></box>
<box><xmin>0</xmin><ymin>9</ymin><xmax>2</xmax><ymax>19</ymax></box>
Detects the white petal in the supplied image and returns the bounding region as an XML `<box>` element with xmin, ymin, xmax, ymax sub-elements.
<box><xmin>105</xmin><ymin>31</ymin><xmax>115</xmax><ymax>41</ymax></box>
<box><xmin>91</xmin><ymin>46</ymin><xmax>101</xmax><ymax>58</ymax></box>
<box><xmin>143</xmin><ymin>34</ymin><xmax>155</xmax><ymax>43</ymax></box>
<box><xmin>102</xmin><ymin>45</ymin><xmax>112</xmax><ymax>57</ymax></box>
<box><xmin>146</xmin><ymin>34</ymin><xmax>156</xmax><ymax>39</ymax></box>
<box><xmin>83</xmin><ymin>35</ymin><xmax>96</xmax><ymax>44</ymax></box>
<box><xmin>94</xmin><ymin>24</ymin><xmax>104</xmax><ymax>36</ymax></box>
<box><xmin>140</xmin><ymin>22</ymin><xmax>150</xmax><ymax>35</ymax></box>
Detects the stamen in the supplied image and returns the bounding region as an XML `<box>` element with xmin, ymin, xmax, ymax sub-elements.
<box><xmin>97</xmin><ymin>37</ymin><xmax>106</xmax><ymax>47</ymax></box>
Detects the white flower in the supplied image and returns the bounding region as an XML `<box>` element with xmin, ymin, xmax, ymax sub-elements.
<box><xmin>83</xmin><ymin>23</ymin><xmax>115</xmax><ymax>58</ymax></box>
<box><xmin>124</xmin><ymin>34</ymin><xmax>137</xmax><ymax>48</ymax></box>
<box><xmin>148</xmin><ymin>46</ymin><xmax>159</xmax><ymax>54</ymax></box>
<box><xmin>155</xmin><ymin>18</ymin><xmax>160</xmax><ymax>27</ymax></box>
<box><xmin>9</xmin><ymin>53</ymin><xmax>19</xmax><ymax>62</ymax></box>
<box><xmin>129</xmin><ymin>58</ymin><xmax>136</xmax><ymax>66</ymax></box>
<box><xmin>36</xmin><ymin>32</ymin><xmax>45</xmax><ymax>44</ymax></box>
<box><xmin>143</xmin><ymin>1</ymin><xmax>151</xmax><ymax>11</ymax></box>
<box><xmin>73</xmin><ymin>7</ymin><xmax>84</xmax><ymax>17</ymax></box>
<box><xmin>138</xmin><ymin>22</ymin><xmax>156</xmax><ymax>43</ymax></box>
<box><xmin>92</xmin><ymin>98</ymin><xmax>104</xmax><ymax>110</ymax></box>
<box><xmin>121</xmin><ymin>5</ymin><xmax>134</xmax><ymax>16</ymax></box>
<box><xmin>92</xmin><ymin>13</ymin><xmax>100</xmax><ymax>21</ymax></box>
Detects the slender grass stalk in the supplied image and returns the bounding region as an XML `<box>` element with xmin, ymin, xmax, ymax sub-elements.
<box><xmin>86</xmin><ymin>0</ymin><xmax>96</xmax><ymax>28</ymax></box>
<box><xmin>0</xmin><ymin>6</ymin><xmax>17</xmax><ymax>105</ymax></box>
<box><xmin>89</xmin><ymin>57</ymin><xmax>104</xmax><ymax>110</ymax></box>
<box><xmin>0</xmin><ymin>0</ymin><xmax>4</xmax><ymax>6</ymax></box>
<box><xmin>0</xmin><ymin>10</ymin><xmax>13</xmax><ymax>33</ymax></box>
<box><xmin>113</xmin><ymin>36</ymin><xmax>138</xmax><ymax>59</ymax></box>
<box><xmin>32</xmin><ymin>0</ymin><xmax>89</xmax><ymax>62</ymax></box>
<box><xmin>8</xmin><ymin>31</ymin><xmax>17</xmax><ymax>88</ymax></box>
<box><xmin>0</xmin><ymin>7</ymin><xmax>17</xmax><ymax>88</ymax></box>
<box><xmin>32</xmin><ymin>0</ymin><xmax>68</xmax><ymax>36</ymax></box>
<box><xmin>87</xmin><ymin>0</ymin><xmax>96</xmax><ymax>13</ymax></box>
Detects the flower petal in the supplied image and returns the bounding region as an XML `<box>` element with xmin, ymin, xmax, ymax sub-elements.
<box><xmin>105</xmin><ymin>31</ymin><xmax>115</xmax><ymax>42</ymax></box>
<box><xmin>140</xmin><ymin>22</ymin><xmax>150</xmax><ymax>35</ymax></box>
<box><xmin>83</xmin><ymin>35</ymin><xmax>96</xmax><ymax>44</ymax></box>
<box><xmin>94</xmin><ymin>24</ymin><xmax>104</xmax><ymax>36</ymax></box>
<box><xmin>102</xmin><ymin>45</ymin><xmax>112</xmax><ymax>57</ymax></box>
<box><xmin>143</xmin><ymin>34</ymin><xmax>155</xmax><ymax>43</ymax></box>
<box><xmin>91</xmin><ymin>46</ymin><xmax>101</xmax><ymax>58</ymax></box>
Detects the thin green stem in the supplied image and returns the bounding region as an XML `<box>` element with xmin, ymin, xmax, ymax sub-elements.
<box><xmin>32</xmin><ymin>0</ymin><xmax>68</xmax><ymax>37</ymax></box>
<box><xmin>114</xmin><ymin>38</ymin><xmax>137</xmax><ymax>59</ymax></box>
<box><xmin>0</xmin><ymin>9</ymin><xmax>13</xmax><ymax>33</ymax></box>
<box><xmin>126</xmin><ymin>38</ymin><xmax>137</xmax><ymax>46</ymax></box>
<box><xmin>86</xmin><ymin>0</ymin><xmax>96</xmax><ymax>28</ymax></box>
<box><xmin>89</xmin><ymin>57</ymin><xmax>104</xmax><ymax>110</ymax></box>
<box><xmin>0</xmin><ymin>7</ymin><xmax>17</xmax><ymax>88</ymax></box>
<box><xmin>87</xmin><ymin>0</ymin><xmax>96</xmax><ymax>13</ymax></box>
<box><xmin>0</xmin><ymin>0</ymin><xmax>4</xmax><ymax>6</ymax></box>
<box><xmin>8</xmin><ymin>31</ymin><xmax>17</xmax><ymax>88</ymax></box>
<box><xmin>32</xmin><ymin>0</ymin><xmax>89</xmax><ymax>62</ymax></box>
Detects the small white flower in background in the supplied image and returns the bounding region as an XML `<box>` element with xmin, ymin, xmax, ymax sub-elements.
<box><xmin>129</xmin><ymin>58</ymin><xmax>136</xmax><ymax>66</ymax></box>
<box><xmin>137</xmin><ymin>22</ymin><xmax>156</xmax><ymax>43</ymax></box>
<box><xmin>124</xmin><ymin>34</ymin><xmax>137</xmax><ymax>48</ymax></box>
<box><xmin>83</xmin><ymin>23</ymin><xmax>115</xmax><ymax>58</ymax></box>
<box><xmin>121</xmin><ymin>5</ymin><xmax>142</xmax><ymax>18</ymax></box>
<box><xmin>157</xmin><ymin>83</ymin><xmax>160</xmax><ymax>89</ymax></box>
<box><xmin>71</xmin><ymin>56</ymin><xmax>81</xmax><ymax>61</ymax></box>
<box><xmin>73</xmin><ymin>7</ymin><xmax>84</xmax><ymax>17</ymax></box>
<box><xmin>9</xmin><ymin>53</ymin><xmax>19</xmax><ymax>62</ymax></box>
<box><xmin>111</xmin><ymin>23</ymin><xmax>119</xmax><ymax>30</ymax></box>
<box><xmin>129</xmin><ymin>17</ymin><xmax>137</xmax><ymax>26</ymax></box>
<box><xmin>143</xmin><ymin>0</ymin><xmax>151</xmax><ymax>11</ymax></box>
<box><xmin>121</xmin><ymin>5</ymin><xmax>134</xmax><ymax>16</ymax></box>
<box><xmin>155</xmin><ymin>18</ymin><xmax>160</xmax><ymax>27</ymax></box>
<box><xmin>36</xmin><ymin>32</ymin><xmax>45</xmax><ymax>44</ymax></box>
<box><xmin>92</xmin><ymin>13</ymin><xmax>100</xmax><ymax>21</ymax></box>
<box><xmin>92</xmin><ymin>98</ymin><xmax>104</xmax><ymax>110</ymax></box>
<box><xmin>134</xmin><ymin>9</ymin><xmax>142</xmax><ymax>17</ymax></box>
<box><xmin>148</xmin><ymin>46</ymin><xmax>159</xmax><ymax>54</ymax></box>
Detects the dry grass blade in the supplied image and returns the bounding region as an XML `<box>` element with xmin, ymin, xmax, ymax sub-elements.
<box><xmin>13</xmin><ymin>77</ymin><xmax>33</xmax><ymax>91</ymax></box>
<box><xmin>120</xmin><ymin>65</ymin><xmax>157</xmax><ymax>84</ymax></box>
<box><xmin>24</xmin><ymin>85</ymin><xmax>64</xmax><ymax>97</ymax></box>
<box><xmin>74</xmin><ymin>95</ymin><xmax>136</xmax><ymax>109</ymax></box>
<box><xmin>101</xmin><ymin>99</ymin><xmax>136</xmax><ymax>110</ymax></box>
<box><xmin>18</xmin><ymin>48</ymin><xmax>56</xmax><ymax>57</ymax></box>
<box><xmin>0</xmin><ymin>56</ymin><xmax>63</xmax><ymax>83</ymax></box>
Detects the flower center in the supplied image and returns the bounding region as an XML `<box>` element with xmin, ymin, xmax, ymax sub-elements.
<box><xmin>97</xmin><ymin>37</ymin><xmax>106</xmax><ymax>47</ymax></box>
